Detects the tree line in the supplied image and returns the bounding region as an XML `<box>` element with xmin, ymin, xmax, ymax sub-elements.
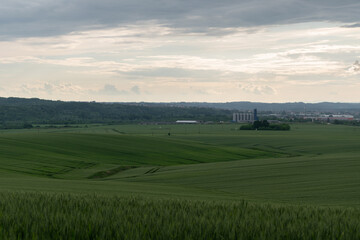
<box><xmin>240</xmin><ymin>120</ymin><xmax>290</xmax><ymax>131</ymax></box>
<box><xmin>0</xmin><ymin>97</ymin><xmax>232</xmax><ymax>128</ymax></box>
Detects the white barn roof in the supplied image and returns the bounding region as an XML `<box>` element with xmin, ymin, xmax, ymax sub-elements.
<box><xmin>176</xmin><ymin>120</ymin><xmax>198</xmax><ymax>124</ymax></box>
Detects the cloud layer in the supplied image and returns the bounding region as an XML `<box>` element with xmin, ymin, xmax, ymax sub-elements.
<box><xmin>1</xmin><ymin>0</ymin><xmax>360</xmax><ymax>38</ymax></box>
<box><xmin>1</xmin><ymin>1</ymin><xmax>360</xmax><ymax>102</ymax></box>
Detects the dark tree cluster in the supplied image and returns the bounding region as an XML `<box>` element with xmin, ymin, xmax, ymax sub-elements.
<box><xmin>333</xmin><ymin>120</ymin><xmax>360</xmax><ymax>126</ymax></box>
<box><xmin>240</xmin><ymin>120</ymin><xmax>290</xmax><ymax>131</ymax></box>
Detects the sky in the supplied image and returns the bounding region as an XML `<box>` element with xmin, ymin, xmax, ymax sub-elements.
<box><xmin>1</xmin><ymin>0</ymin><xmax>360</xmax><ymax>103</ymax></box>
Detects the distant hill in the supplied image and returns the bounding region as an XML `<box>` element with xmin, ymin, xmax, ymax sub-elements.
<box><xmin>144</xmin><ymin>101</ymin><xmax>360</xmax><ymax>112</ymax></box>
<box><xmin>0</xmin><ymin>97</ymin><xmax>231</xmax><ymax>127</ymax></box>
<box><xmin>1</xmin><ymin>97</ymin><xmax>360</xmax><ymax>128</ymax></box>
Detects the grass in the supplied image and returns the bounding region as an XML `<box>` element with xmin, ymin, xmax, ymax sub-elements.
<box><xmin>1</xmin><ymin>123</ymin><xmax>360</xmax><ymax>205</ymax></box>
<box><xmin>1</xmin><ymin>123</ymin><xmax>360</xmax><ymax>238</ymax></box>
<box><xmin>88</xmin><ymin>166</ymin><xmax>138</xmax><ymax>179</ymax></box>
<box><xmin>0</xmin><ymin>129</ymin><xmax>284</xmax><ymax>178</ymax></box>
<box><xmin>0</xmin><ymin>192</ymin><xmax>360</xmax><ymax>240</ymax></box>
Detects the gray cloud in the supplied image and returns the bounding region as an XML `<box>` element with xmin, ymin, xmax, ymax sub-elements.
<box><xmin>239</xmin><ymin>84</ymin><xmax>276</xmax><ymax>95</ymax></box>
<box><xmin>342</xmin><ymin>23</ymin><xmax>360</xmax><ymax>28</ymax></box>
<box><xmin>43</xmin><ymin>83</ymin><xmax>55</xmax><ymax>94</ymax></box>
<box><xmin>98</xmin><ymin>84</ymin><xmax>128</xmax><ymax>96</ymax></box>
<box><xmin>97</xmin><ymin>84</ymin><xmax>142</xmax><ymax>96</ymax></box>
<box><xmin>1</xmin><ymin>0</ymin><xmax>360</xmax><ymax>39</ymax></box>
<box><xmin>19</xmin><ymin>82</ymin><xmax>82</xmax><ymax>96</ymax></box>
<box><xmin>348</xmin><ymin>60</ymin><xmax>360</xmax><ymax>73</ymax></box>
<box><xmin>131</xmin><ymin>85</ymin><xmax>140</xmax><ymax>94</ymax></box>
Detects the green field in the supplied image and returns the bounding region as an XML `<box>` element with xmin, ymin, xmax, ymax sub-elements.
<box><xmin>1</xmin><ymin>123</ymin><xmax>360</xmax><ymax>239</ymax></box>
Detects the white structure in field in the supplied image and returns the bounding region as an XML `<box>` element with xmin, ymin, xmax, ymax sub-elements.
<box><xmin>176</xmin><ymin>120</ymin><xmax>198</xmax><ymax>124</ymax></box>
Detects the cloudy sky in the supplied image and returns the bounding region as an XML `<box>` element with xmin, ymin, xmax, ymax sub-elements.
<box><xmin>1</xmin><ymin>0</ymin><xmax>360</xmax><ymax>102</ymax></box>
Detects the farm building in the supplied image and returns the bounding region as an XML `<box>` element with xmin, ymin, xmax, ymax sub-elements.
<box><xmin>176</xmin><ymin>120</ymin><xmax>198</xmax><ymax>124</ymax></box>
<box><xmin>233</xmin><ymin>109</ymin><xmax>258</xmax><ymax>123</ymax></box>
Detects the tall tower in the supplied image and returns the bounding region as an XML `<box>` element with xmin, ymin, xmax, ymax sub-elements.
<box><xmin>254</xmin><ymin>108</ymin><xmax>258</xmax><ymax>121</ymax></box>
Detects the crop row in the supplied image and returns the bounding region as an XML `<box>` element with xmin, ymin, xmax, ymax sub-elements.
<box><xmin>0</xmin><ymin>192</ymin><xmax>359</xmax><ymax>239</ymax></box>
